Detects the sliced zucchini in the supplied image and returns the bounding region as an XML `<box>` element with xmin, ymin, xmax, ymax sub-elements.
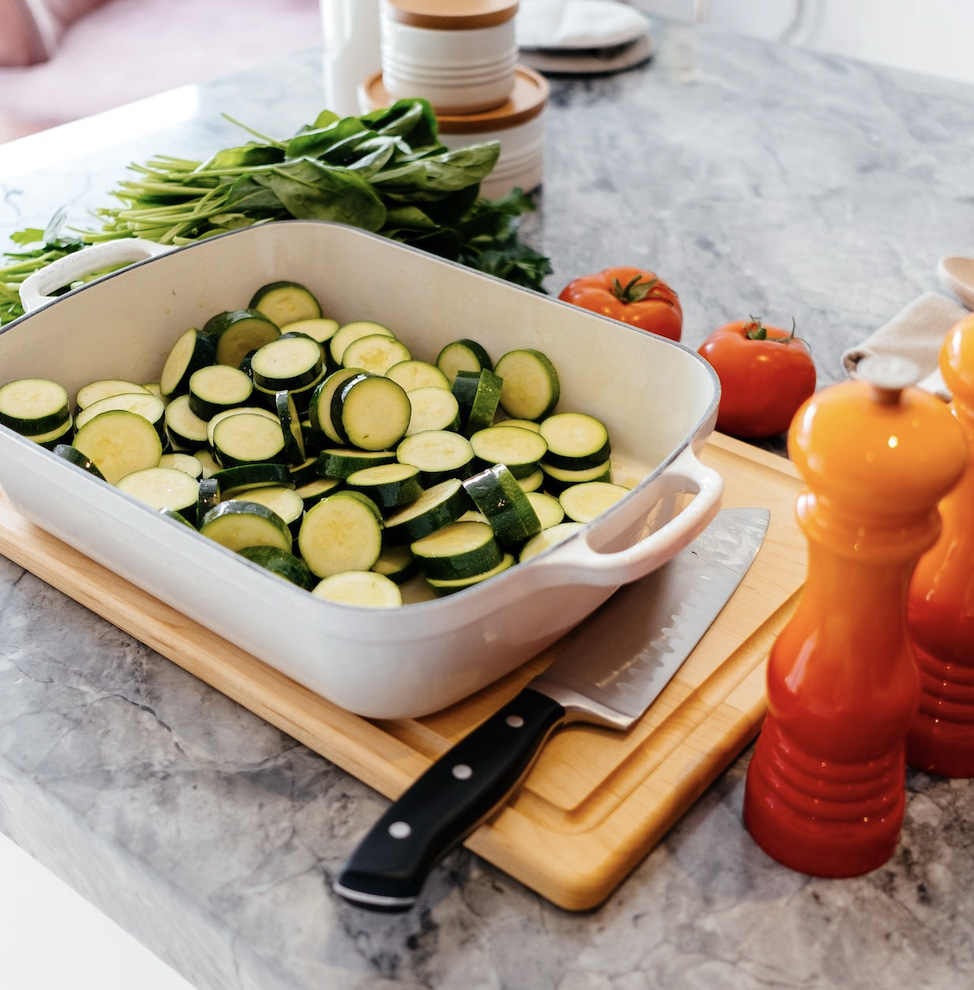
<box><xmin>525</xmin><ymin>490</ymin><xmax>565</xmax><ymax>529</ymax></box>
<box><xmin>346</xmin><ymin>462</ymin><xmax>423</xmax><ymax>510</ymax></box>
<box><xmin>385</xmin><ymin>359</ymin><xmax>451</xmax><ymax>393</ymax></box>
<box><xmin>239</xmin><ymin>484</ymin><xmax>305</xmax><ymax>537</ymax></box>
<box><xmin>426</xmin><ymin>553</ymin><xmax>515</xmax><ymax>596</ymax></box>
<box><xmin>411</xmin><ymin>519</ymin><xmax>503</xmax><ymax>581</ymax></box>
<box><xmin>116</xmin><ymin>466</ymin><xmax>201</xmax><ymax>524</ymax></box>
<box><xmin>238</xmin><ymin>545</ymin><xmax>314</xmax><ymax>590</ymax></box>
<box><xmin>193</xmin><ymin>448</ymin><xmax>223</xmax><ymax>479</ymax></box>
<box><xmin>382</xmin><ymin>477</ymin><xmax>471</xmax><ymax>544</ymax></box>
<box><xmin>159</xmin><ymin>452</ymin><xmax>204</xmax><ymax>479</ymax></box>
<box><xmin>331</xmin><ymin>373</ymin><xmax>411</xmax><ymax>451</ymax></box>
<box><xmin>316</xmin><ymin>447</ymin><xmax>397</xmax><ymax>479</ymax></box>
<box><xmin>206</xmin><ymin>406</ymin><xmax>279</xmax><ymax>450</ymax></box>
<box><xmin>518</xmin><ymin>522</ymin><xmax>586</xmax><ymax>562</ymax></box>
<box><xmin>296</xmin><ymin>475</ymin><xmax>345</xmax><ymax>507</ymax></box>
<box><xmin>73</xmin><ymin>409</ymin><xmax>163</xmax><ymax>485</ymax></box>
<box><xmin>289</xmin><ymin>454</ymin><xmax>320</xmax><ymax>487</ymax></box>
<box><xmin>52</xmin><ymin>443</ymin><xmax>106</xmax><ymax>481</ymax></box>
<box><xmin>462</xmin><ymin>464</ymin><xmax>542</xmax><ymax>549</ymax></box>
<box><xmin>372</xmin><ymin>545</ymin><xmax>419</xmax><ymax>585</ymax></box>
<box><xmin>160</xmin><ymin>326</ymin><xmax>218</xmax><ymax>398</ymax></box>
<box><xmin>396</xmin><ymin>429</ymin><xmax>474</xmax><ymax>486</ymax></box>
<box><xmin>250</xmin><ymin>334</ymin><xmax>325</xmax><ymax>391</ymax></box>
<box><xmin>254</xmin><ymin>366</ymin><xmax>326</xmax><ymax>418</ymax></box>
<box><xmin>298</xmin><ymin>491</ymin><xmax>384</xmax><ymax>578</ymax></box>
<box><xmin>435</xmin><ymin>338</ymin><xmax>493</xmax><ymax>381</ymax></box>
<box><xmin>498</xmin><ymin>418</ymin><xmax>542</xmax><ymax>432</ymax></box>
<box><xmin>0</xmin><ymin>377</ymin><xmax>71</xmax><ymax>435</ymax></box>
<box><xmin>280</xmin><ymin>317</ymin><xmax>340</xmax><ymax>350</ymax></box>
<box><xmin>199</xmin><ymin>499</ymin><xmax>292</xmax><ymax>553</ymax></box>
<box><xmin>211</xmin><ymin>412</ymin><xmax>287</xmax><ymax>468</ymax></box>
<box><xmin>188</xmin><ymin>364</ymin><xmax>254</xmax><ymax>420</ymax></box>
<box><xmin>539</xmin><ymin>412</ymin><xmax>611</xmax><ymax>470</ymax></box>
<box><xmin>452</xmin><ymin>368</ymin><xmax>503</xmax><ymax>435</ymax></box>
<box><xmin>516</xmin><ymin>468</ymin><xmax>544</xmax><ymax>493</ymax></box>
<box><xmin>249</xmin><ymin>280</ymin><xmax>322</xmax><ymax>326</ymax></box>
<box><xmin>164</xmin><ymin>394</ymin><xmax>210</xmax><ymax>450</ymax></box>
<box><xmin>540</xmin><ymin>458</ymin><xmax>612</xmax><ymax>493</ymax></box>
<box><xmin>341</xmin><ymin>333</ymin><xmax>412</xmax><ymax>375</ymax></box>
<box><xmin>559</xmin><ymin>481</ymin><xmax>631</xmax><ymax>522</ymax></box>
<box><xmin>196</xmin><ymin>475</ymin><xmax>221</xmax><ymax>519</ymax></box>
<box><xmin>495</xmin><ymin>349</ymin><xmax>560</xmax><ymax>420</ymax></box>
<box><xmin>141</xmin><ymin>382</ymin><xmax>163</xmax><ymax>399</ymax></box>
<box><xmin>274</xmin><ymin>390</ymin><xmax>306</xmax><ymax>466</ymax></box>
<box><xmin>76</xmin><ymin>379</ymin><xmax>149</xmax><ymax>409</ymax></box>
<box><xmin>75</xmin><ymin>391</ymin><xmax>166</xmax><ymax>437</ymax></box>
<box><xmin>311</xmin><ymin>570</ymin><xmax>403</xmax><ymax>608</ymax></box>
<box><xmin>406</xmin><ymin>385</ymin><xmax>461</xmax><ymax>436</ymax></box>
<box><xmin>210</xmin><ymin>461</ymin><xmax>292</xmax><ymax>498</ymax></box>
<box><xmin>202</xmin><ymin>309</ymin><xmax>281</xmax><ymax>367</ymax></box>
<box><xmin>469</xmin><ymin>424</ymin><xmax>548</xmax><ymax>479</ymax></box>
<box><xmin>27</xmin><ymin>419</ymin><xmax>75</xmax><ymax>450</ymax></box>
<box><xmin>307</xmin><ymin>367</ymin><xmax>367</xmax><ymax>443</ymax></box>
<box><xmin>329</xmin><ymin>320</ymin><xmax>396</xmax><ymax>366</ymax></box>
<box><xmin>159</xmin><ymin>507</ymin><xmax>195</xmax><ymax>528</ymax></box>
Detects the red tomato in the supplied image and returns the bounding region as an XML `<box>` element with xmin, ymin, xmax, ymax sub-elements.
<box><xmin>697</xmin><ymin>317</ymin><xmax>817</xmax><ymax>438</ymax></box>
<box><xmin>558</xmin><ymin>266</ymin><xmax>683</xmax><ymax>341</ymax></box>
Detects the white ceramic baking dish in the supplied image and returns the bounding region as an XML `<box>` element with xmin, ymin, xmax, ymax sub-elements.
<box><xmin>0</xmin><ymin>221</ymin><xmax>721</xmax><ymax>718</ymax></box>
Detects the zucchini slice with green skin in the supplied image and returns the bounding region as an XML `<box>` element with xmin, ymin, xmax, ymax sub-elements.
<box><xmin>211</xmin><ymin>412</ymin><xmax>288</xmax><ymax>468</ymax></box>
<box><xmin>52</xmin><ymin>443</ymin><xmax>106</xmax><ymax>481</ymax></box>
<box><xmin>239</xmin><ymin>484</ymin><xmax>305</xmax><ymax>537</ymax></box>
<box><xmin>238</xmin><ymin>545</ymin><xmax>314</xmax><ymax>590</ymax></box>
<box><xmin>499</xmin><ymin>418</ymin><xmax>542</xmax><ymax>432</ymax></box>
<box><xmin>540</xmin><ymin>458</ymin><xmax>612</xmax><ymax>493</ymax></box>
<box><xmin>559</xmin><ymin>481</ymin><xmax>631</xmax><ymax>522</ymax></box>
<box><xmin>329</xmin><ymin>320</ymin><xmax>396</xmax><ymax>367</ymax></box>
<box><xmin>274</xmin><ymin>390</ymin><xmax>307</xmax><ymax>466</ymax></box>
<box><xmin>75</xmin><ymin>392</ymin><xmax>166</xmax><ymax>437</ymax></box>
<box><xmin>193</xmin><ymin>448</ymin><xmax>222</xmax><ymax>479</ymax></box>
<box><xmin>452</xmin><ymin>368</ymin><xmax>503</xmax><ymax>435</ymax></box>
<box><xmin>196</xmin><ymin>476</ymin><xmax>221</xmax><ymax>520</ymax></box>
<box><xmin>307</xmin><ymin>367</ymin><xmax>367</xmax><ymax>443</ymax></box>
<box><xmin>539</xmin><ymin>412</ymin><xmax>611</xmax><ymax>470</ymax></box>
<box><xmin>346</xmin><ymin>462</ymin><xmax>423</xmax><ymax>511</ymax></box>
<box><xmin>296</xmin><ymin>475</ymin><xmax>345</xmax><ymax>507</ymax></box>
<box><xmin>76</xmin><ymin>379</ymin><xmax>150</xmax><ymax>409</ymax></box>
<box><xmin>28</xmin><ymin>419</ymin><xmax>75</xmax><ymax>449</ymax></box>
<box><xmin>426</xmin><ymin>553</ymin><xmax>515</xmax><ymax>596</ymax></box>
<box><xmin>495</xmin><ymin>349</ymin><xmax>560</xmax><ymax>421</ymax></box>
<box><xmin>0</xmin><ymin>377</ymin><xmax>71</xmax><ymax>435</ymax></box>
<box><xmin>188</xmin><ymin>364</ymin><xmax>255</xmax><ymax>421</ymax></box>
<box><xmin>525</xmin><ymin>490</ymin><xmax>565</xmax><ymax>529</ymax></box>
<box><xmin>410</xmin><ymin>519</ymin><xmax>503</xmax><ymax>581</ymax></box>
<box><xmin>202</xmin><ymin>309</ymin><xmax>282</xmax><ymax>368</ymax></box>
<box><xmin>372</xmin><ymin>545</ymin><xmax>419</xmax><ymax>585</ymax></box>
<box><xmin>116</xmin><ymin>466</ymin><xmax>201</xmax><ymax>524</ymax></box>
<box><xmin>280</xmin><ymin>317</ymin><xmax>340</xmax><ymax>350</ymax></box>
<box><xmin>72</xmin><ymin>409</ymin><xmax>163</xmax><ymax>485</ymax></box>
<box><xmin>518</xmin><ymin>522</ymin><xmax>586</xmax><ymax>562</ymax></box>
<box><xmin>385</xmin><ymin>359</ymin><xmax>451</xmax><ymax>393</ymax></box>
<box><xmin>254</xmin><ymin>367</ymin><xmax>326</xmax><ymax>418</ymax></box>
<box><xmin>316</xmin><ymin>447</ymin><xmax>398</xmax><ymax>479</ymax></box>
<box><xmin>199</xmin><ymin>499</ymin><xmax>292</xmax><ymax>553</ymax></box>
<box><xmin>210</xmin><ymin>461</ymin><xmax>292</xmax><ymax>498</ymax></box>
<box><xmin>206</xmin><ymin>406</ymin><xmax>279</xmax><ymax>449</ymax></box>
<box><xmin>517</xmin><ymin>468</ymin><xmax>544</xmax><ymax>493</ymax></box>
<box><xmin>298</xmin><ymin>491</ymin><xmax>384</xmax><ymax>578</ymax></box>
<box><xmin>382</xmin><ymin>477</ymin><xmax>471</xmax><ymax>544</ymax></box>
<box><xmin>330</xmin><ymin>373</ymin><xmax>411</xmax><ymax>451</ymax></box>
<box><xmin>341</xmin><ymin>333</ymin><xmax>412</xmax><ymax>375</ymax></box>
<box><xmin>249</xmin><ymin>280</ymin><xmax>322</xmax><ymax>326</ymax></box>
<box><xmin>159</xmin><ymin>507</ymin><xmax>195</xmax><ymax>528</ymax></box>
<box><xmin>462</xmin><ymin>464</ymin><xmax>542</xmax><ymax>549</ymax></box>
<box><xmin>396</xmin><ymin>429</ymin><xmax>474</xmax><ymax>486</ymax></box>
<box><xmin>469</xmin><ymin>424</ymin><xmax>548</xmax><ymax>479</ymax></box>
<box><xmin>159</xmin><ymin>452</ymin><xmax>204</xmax><ymax>479</ymax></box>
<box><xmin>289</xmin><ymin>454</ymin><xmax>320</xmax><ymax>486</ymax></box>
<box><xmin>164</xmin><ymin>394</ymin><xmax>210</xmax><ymax>450</ymax></box>
<box><xmin>435</xmin><ymin>338</ymin><xmax>493</xmax><ymax>381</ymax></box>
<box><xmin>160</xmin><ymin>327</ymin><xmax>217</xmax><ymax>398</ymax></box>
<box><xmin>250</xmin><ymin>334</ymin><xmax>325</xmax><ymax>391</ymax></box>
<box><xmin>405</xmin><ymin>386</ymin><xmax>461</xmax><ymax>436</ymax></box>
<box><xmin>311</xmin><ymin>570</ymin><xmax>403</xmax><ymax>608</ymax></box>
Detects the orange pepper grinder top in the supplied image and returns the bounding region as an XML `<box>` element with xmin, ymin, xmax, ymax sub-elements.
<box><xmin>906</xmin><ymin>314</ymin><xmax>974</xmax><ymax>776</ymax></box>
<box><xmin>743</xmin><ymin>355</ymin><xmax>967</xmax><ymax>877</ymax></box>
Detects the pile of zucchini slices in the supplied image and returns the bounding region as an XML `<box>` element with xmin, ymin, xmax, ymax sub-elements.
<box><xmin>0</xmin><ymin>280</ymin><xmax>632</xmax><ymax>607</ymax></box>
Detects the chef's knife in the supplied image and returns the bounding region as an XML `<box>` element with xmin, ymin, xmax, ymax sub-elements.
<box><xmin>334</xmin><ymin>506</ymin><xmax>770</xmax><ymax>912</ymax></box>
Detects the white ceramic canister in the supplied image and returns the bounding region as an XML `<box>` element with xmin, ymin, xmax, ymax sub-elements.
<box><xmin>379</xmin><ymin>0</ymin><xmax>520</xmax><ymax>114</ymax></box>
<box><xmin>321</xmin><ymin>0</ymin><xmax>382</xmax><ymax>117</ymax></box>
<box><xmin>361</xmin><ymin>65</ymin><xmax>549</xmax><ymax>199</ymax></box>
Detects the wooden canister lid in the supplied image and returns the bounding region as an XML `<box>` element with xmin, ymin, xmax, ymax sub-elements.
<box><xmin>383</xmin><ymin>1</ymin><xmax>519</xmax><ymax>30</ymax></box>
<box><xmin>362</xmin><ymin>65</ymin><xmax>548</xmax><ymax>133</ymax></box>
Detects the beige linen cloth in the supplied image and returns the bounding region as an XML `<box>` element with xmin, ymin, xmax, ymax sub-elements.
<box><xmin>841</xmin><ymin>291</ymin><xmax>969</xmax><ymax>400</ymax></box>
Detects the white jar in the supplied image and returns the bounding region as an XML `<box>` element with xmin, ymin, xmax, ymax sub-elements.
<box><xmin>380</xmin><ymin>0</ymin><xmax>520</xmax><ymax>114</ymax></box>
<box><xmin>360</xmin><ymin>65</ymin><xmax>548</xmax><ymax>200</ymax></box>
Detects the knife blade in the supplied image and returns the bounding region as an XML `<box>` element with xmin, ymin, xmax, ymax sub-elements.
<box><xmin>334</xmin><ymin>506</ymin><xmax>770</xmax><ymax>912</ymax></box>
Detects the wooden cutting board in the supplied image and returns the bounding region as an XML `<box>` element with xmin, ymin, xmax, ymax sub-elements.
<box><xmin>0</xmin><ymin>432</ymin><xmax>806</xmax><ymax>911</ymax></box>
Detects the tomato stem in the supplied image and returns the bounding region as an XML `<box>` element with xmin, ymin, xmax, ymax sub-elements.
<box><xmin>611</xmin><ymin>274</ymin><xmax>673</xmax><ymax>306</ymax></box>
<box><xmin>745</xmin><ymin>315</ymin><xmax>798</xmax><ymax>343</ymax></box>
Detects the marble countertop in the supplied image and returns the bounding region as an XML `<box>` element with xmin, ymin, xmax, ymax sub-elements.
<box><xmin>3</xmin><ymin>18</ymin><xmax>974</xmax><ymax>990</ymax></box>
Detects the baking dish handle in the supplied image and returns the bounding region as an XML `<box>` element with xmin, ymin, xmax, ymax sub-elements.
<box><xmin>19</xmin><ymin>238</ymin><xmax>172</xmax><ymax>313</ymax></box>
<box><xmin>530</xmin><ymin>445</ymin><xmax>723</xmax><ymax>586</ymax></box>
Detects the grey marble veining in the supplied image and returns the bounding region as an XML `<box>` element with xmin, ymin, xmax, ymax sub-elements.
<box><xmin>3</xmin><ymin>18</ymin><xmax>974</xmax><ymax>990</ymax></box>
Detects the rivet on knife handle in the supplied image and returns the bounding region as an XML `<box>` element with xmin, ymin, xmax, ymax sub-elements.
<box><xmin>333</xmin><ymin>688</ymin><xmax>566</xmax><ymax>912</ymax></box>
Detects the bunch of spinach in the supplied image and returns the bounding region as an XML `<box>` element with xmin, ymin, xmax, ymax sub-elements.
<box><xmin>0</xmin><ymin>99</ymin><xmax>551</xmax><ymax>326</ymax></box>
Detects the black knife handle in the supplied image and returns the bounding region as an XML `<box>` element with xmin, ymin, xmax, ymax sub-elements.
<box><xmin>333</xmin><ymin>688</ymin><xmax>566</xmax><ymax>912</ymax></box>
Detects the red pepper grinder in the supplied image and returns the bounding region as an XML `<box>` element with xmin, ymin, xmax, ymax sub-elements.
<box><xmin>906</xmin><ymin>314</ymin><xmax>974</xmax><ymax>776</ymax></box>
<box><xmin>743</xmin><ymin>355</ymin><xmax>967</xmax><ymax>877</ymax></box>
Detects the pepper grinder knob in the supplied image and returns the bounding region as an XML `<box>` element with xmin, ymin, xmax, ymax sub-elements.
<box><xmin>855</xmin><ymin>354</ymin><xmax>921</xmax><ymax>404</ymax></box>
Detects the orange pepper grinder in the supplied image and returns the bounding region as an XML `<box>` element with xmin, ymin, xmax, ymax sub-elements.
<box><xmin>906</xmin><ymin>314</ymin><xmax>974</xmax><ymax>776</ymax></box>
<box><xmin>743</xmin><ymin>355</ymin><xmax>967</xmax><ymax>877</ymax></box>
